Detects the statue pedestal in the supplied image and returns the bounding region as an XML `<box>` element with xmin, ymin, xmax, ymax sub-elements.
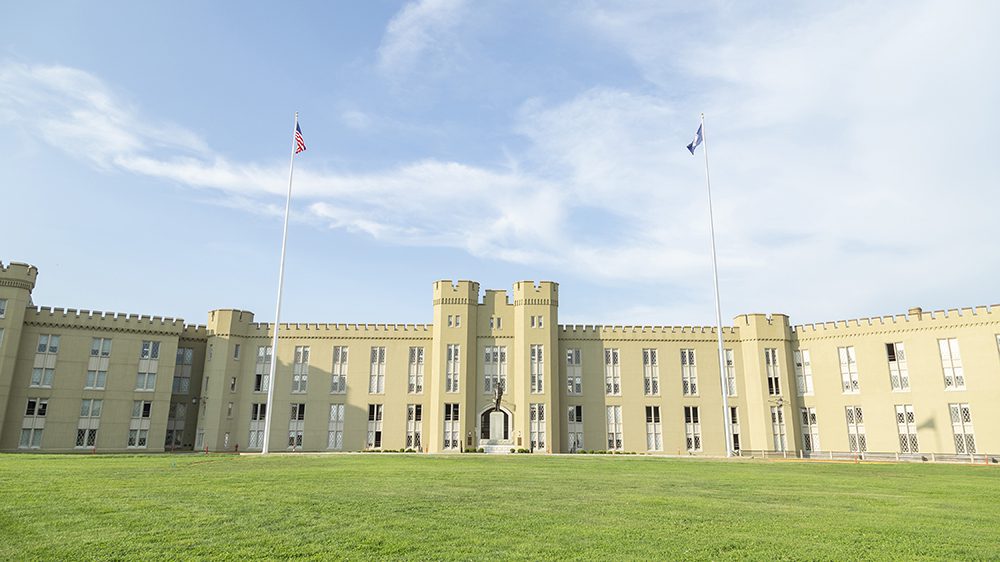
<box><xmin>489</xmin><ymin>411</ymin><xmax>506</xmax><ymax>441</ymax></box>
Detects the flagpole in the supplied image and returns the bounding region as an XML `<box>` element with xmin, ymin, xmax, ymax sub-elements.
<box><xmin>262</xmin><ymin>112</ymin><xmax>299</xmax><ymax>455</ymax></box>
<box><xmin>700</xmin><ymin>113</ymin><xmax>734</xmax><ymax>458</ymax></box>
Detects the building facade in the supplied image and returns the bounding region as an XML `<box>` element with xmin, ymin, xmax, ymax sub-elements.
<box><xmin>1</xmin><ymin>261</ymin><xmax>997</xmax><ymax>457</ymax></box>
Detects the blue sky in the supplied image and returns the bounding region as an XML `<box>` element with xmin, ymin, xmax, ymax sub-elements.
<box><xmin>2</xmin><ymin>1</ymin><xmax>998</xmax><ymax>327</ymax></box>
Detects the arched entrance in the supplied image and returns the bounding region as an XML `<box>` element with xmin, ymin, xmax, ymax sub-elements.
<box><xmin>479</xmin><ymin>406</ymin><xmax>511</xmax><ymax>442</ymax></box>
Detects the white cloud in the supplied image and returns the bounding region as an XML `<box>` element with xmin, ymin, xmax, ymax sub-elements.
<box><xmin>571</xmin><ymin>0</ymin><xmax>1000</xmax><ymax>320</ymax></box>
<box><xmin>376</xmin><ymin>0</ymin><xmax>468</xmax><ymax>77</ymax></box>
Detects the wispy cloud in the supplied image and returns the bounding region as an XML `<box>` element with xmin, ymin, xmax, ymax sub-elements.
<box><xmin>376</xmin><ymin>0</ymin><xmax>468</xmax><ymax>77</ymax></box>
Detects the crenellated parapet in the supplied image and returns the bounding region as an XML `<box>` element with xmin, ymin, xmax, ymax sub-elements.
<box><xmin>792</xmin><ymin>303</ymin><xmax>1000</xmax><ymax>341</ymax></box>
<box><xmin>433</xmin><ymin>280</ymin><xmax>480</xmax><ymax>305</ymax></box>
<box><xmin>482</xmin><ymin>289</ymin><xmax>511</xmax><ymax>306</ymax></box>
<box><xmin>559</xmin><ymin>323</ymin><xmax>739</xmax><ymax>342</ymax></box>
<box><xmin>244</xmin><ymin>322</ymin><xmax>434</xmax><ymax>340</ymax></box>
<box><xmin>23</xmin><ymin>306</ymin><xmax>188</xmax><ymax>335</ymax></box>
<box><xmin>512</xmin><ymin>280</ymin><xmax>558</xmax><ymax>306</ymax></box>
<box><xmin>0</xmin><ymin>261</ymin><xmax>38</xmax><ymax>292</ymax></box>
<box><xmin>180</xmin><ymin>324</ymin><xmax>208</xmax><ymax>341</ymax></box>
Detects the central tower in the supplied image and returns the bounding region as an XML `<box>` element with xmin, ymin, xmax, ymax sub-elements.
<box><xmin>512</xmin><ymin>281</ymin><xmax>559</xmax><ymax>452</ymax></box>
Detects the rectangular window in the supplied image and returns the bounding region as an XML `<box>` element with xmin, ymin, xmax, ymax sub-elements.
<box><xmin>80</xmin><ymin>398</ymin><xmax>103</xmax><ymax>417</ymax></box>
<box><xmin>19</xmin><ymin>398</ymin><xmax>48</xmax><ymax>449</ymax></box>
<box><xmin>724</xmin><ymin>349</ymin><xmax>737</xmax><ymax>397</ymax></box>
<box><xmin>606</xmin><ymin>405</ymin><xmax>623</xmax><ymax>451</ymax></box>
<box><xmin>288</xmin><ymin>403</ymin><xmax>305</xmax><ymax>449</ymax></box>
<box><xmin>641</xmin><ymin>349</ymin><xmax>659</xmax><ymax>395</ymax></box>
<box><xmin>949</xmin><ymin>403</ymin><xmax>976</xmax><ymax>454</ymax></box>
<box><xmin>165</xmin><ymin>401</ymin><xmax>185</xmax><ymax>449</ymax></box>
<box><xmin>0</xmin><ymin>328</ymin><xmax>4</xmax><ymax>347</ymax></box>
<box><xmin>800</xmin><ymin>407</ymin><xmax>820</xmax><ymax>452</ymax></box>
<box><xmin>683</xmin><ymin>406</ymin><xmax>701</xmax><ymax>452</ymax></box>
<box><xmin>84</xmin><ymin>337</ymin><xmax>113</xmax><ymax>390</ymax></box>
<box><xmin>838</xmin><ymin>346</ymin><xmax>860</xmax><ymax>393</ymax></box>
<box><xmin>407</xmin><ymin>347</ymin><xmax>424</xmax><ymax>394</ymax></box>
<box><xmin>127</xmin><ymin>400</ymin><xmax>152</xmax><ymax>448</ymax></box>
<box><xmin>31</xmin><ymin>334</ymin><xmax>59</xmax><ymax>387</ymax></box>
<box><xmin>939</xmin><ymin>338</ymin><xmax>965</xmax><ymax>390</ymax></box>
<box><xmin>140</xmin><ymin>340</ymin><xmax>160</xmax><ymax>359</ymax></box>
<box><xmin>567</xmin><ymin>405</ymin><xmax>583</xmax><ymax>451</ymax></box>
<box><xmin>489</xmin><ymin>316</ymin><xmax>502</xmax><ymax>330</ymax></box>
<box><xmin>443</xmin><ymin>403</ymin><xmax>460</xmax><ymax>450</ymax></box>
<box><xmin>730</xmin><ymin>406</ymin><xmax>741</xmax><ymax>452</ymax></box>
<box><xmin>0</xmin><ymin>298</ymin><xmax>6</xmax><ymax>318</ymax></box>
<box><xmin>327</xmin><ymin>404</ymin><xmax>345</xmax><ymax>450</ymax></box>
<box><xmin>765</xmin><ymin>348</ymin><xmax>780</xmax><ymax>395</ymax></box>
<box><xmin>529</xmin><ymin>345</ymin><xmax>544</xmax><ymax>393</ymax></box>
<box><xmin>446</xmin><ymin>344</ymin><xmax>461</xmax><ymax>393</ymax></box>
<box><xmin>793</xmin><ymin>349</ymin><xmax>813</xmax><ymax>396</ymax></box>
<box><xmin>136</xmin><ymin>340</ymin><xmax>160</xmax><ymax>391</ymax></box>
<box><xmin>369</xmin><ymin>347</ymin><xmax>386</xmax><ymax>394</ymax></box>
<box><xmin>604</xmin><ymin>348</ymin><xmax>621</xmax><ymax>396</ymax></box>
<box><xmin>529</xmin><ymin>403</ymin><xmax>546</xmax><ymax>450</ymax></box>
<box><xmin>331</xmin><ymin>346</ymin><xmax>348</xmax><ymax>394</ymax></box>
<box><xmin>254</xmin><ymin>346</ymin><xmax>272</xmax><ymax>392</ymax></box>
<box><xmin>233</xmin><ymin>344</ymin><xmax>241</xmax><ymax>360</ymax></box>
<box><xmin>229</xmin><ymin>377</ymin><xmax>237</xmax><ymax>393</ymax></box>
<box><xmin>248</xmin><ymin>403</ymin><xmax>267</xmax><ymax>449</ymax></box>
<box><xmin>251</xmin><ymin>403</ymin><xmax>267</xmax><ymax>420</ymax></box>
<box><xmin>646</xmin><ymin>405</ymin><xmax>663</xmax><ymax>451</ymax></box>
<box><xmin>292</xmin><ymin>346</ymin><xmax>309</xmax><ymax>393</ymax></box>
<box><xmin>367</xmin><ymin>404</ymin><xmax>384</xmax><ymax>449</ymax></box>
<box><xmin>172</xmin><ymin>347</ymin><xmax>194</xmax><ymax>394</ymax></box>
<box><xmin>227</xmin><ymin>402</ymin><xmax>234</xmax><ymax>418</ymax></box>
<box><xmin>77</xmin><ymin>398</ymin><xmax>102</xmax><ymax>448</ymax></box>
<box><xmin>680</xmin><ymin>349</ymin><xmax>697</xmax><ymax>396</ymax></box>
<box><xmin>770</xmin><ymin>406</ymin><xmax>787</xmax><ymax>451</ymax></box>
<box><xmin>565</xmin><ymin>349</ymin><xmax>582</xmax><ymax>395</ymax></box>
<box><xmin>845</xmin><ymin>406</ymin><xmax>866</xmax><ymax>452</ymax></box>
<box><xmin>886</xmin><ymin>342</ymin><xmax>909</xmax><ymax>391</ymax></box>
<box><xmin>895</xmin><ymin>404</ymin><xmax>918</xmax><ymax>453</ymax></box>
<box><xmin>406</xmin><ymin>404</ymin><xmax>423</xmax><ymax>450</ymax></box>
<box><xmin>484</xmin><ymin>346</ymin><xmax>507</xmax><ymax>394</ymax></box>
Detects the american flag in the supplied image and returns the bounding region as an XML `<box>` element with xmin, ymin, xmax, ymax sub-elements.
<box><xmin>294</xmin><ymin>123</ymin><xmax>307</xmax><ymax>154</ymax></box>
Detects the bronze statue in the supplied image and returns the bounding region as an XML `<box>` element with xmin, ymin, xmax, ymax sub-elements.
<box><xmin>493</xmin><ymin>381</ymin><xmax>503</xmax><ymax>412</ymax></box>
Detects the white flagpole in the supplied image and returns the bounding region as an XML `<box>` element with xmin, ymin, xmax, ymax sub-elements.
<box><xmin>700</xmin><ymin>113</ymin><xmax>734</xmax><ymax>458</ymax></box>
<box><xmin>262</xmin><ymin>112</ymin><xmax>300</xmax><ymax>455</ymax></box>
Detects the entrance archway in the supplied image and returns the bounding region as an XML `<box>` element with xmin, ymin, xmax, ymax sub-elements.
<box><xmin>479</xmin><ymin>407</ymin><xmax>511</xmax><ymax>441</ymax></box>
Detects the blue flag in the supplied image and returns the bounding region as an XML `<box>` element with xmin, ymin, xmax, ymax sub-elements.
<box><xmin>687</xmin><ymin>124</ymin><xmax>703</xmax><ymax>155</ymax></box>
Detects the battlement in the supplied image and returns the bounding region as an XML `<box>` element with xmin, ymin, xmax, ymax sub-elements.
<box><xmin>481</xmin><ymin>289</ymin><xmax>511</xmax><ymax>306</ymax></box>
<box><xmin>733</xmin><ymin>313</ymin><xmax>790</xmax><ymax>327</ymax></box>
<box><xmin>24</xmin><ymin>306</ymin><xmax>187</xmax><ymax>334</ymax></box>
<box><xmin>0</xmin><ymin>261</ymin><xmax>39</xmax><ymax>292</ymax></box>
<box><xmin>512</xmin><ymin>280</ymin><xmax>558</xmax><ymax>306</ymax></box>
<box><xmin>559</xmin><ymin>324</ymin><xmax>739</xmax><ymax>339</ymax></box>
<box><xmin>791</xmin><ymin>303</ymin><xmax>999</xmax><ymax>335</ymax></box>
<box><xmin>181</xmin><ymin>324</ymin><xmax>208</xmax><ymax>340</ymax></box>
<box><xmin>433</xmin><ymin>280</ymin><xmax>480</xmax><ymax>305</ymax></box>
<box><xmin>244</xmin><ymin>322</ymin><xmax>434</xmax><ymax>339</ymax></box>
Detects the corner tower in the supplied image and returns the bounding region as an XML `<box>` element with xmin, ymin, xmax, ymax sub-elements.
<box><xmin>0</xmin><ymin>262</ymin><xmax>39</xmax><ymax>438</ymax></box>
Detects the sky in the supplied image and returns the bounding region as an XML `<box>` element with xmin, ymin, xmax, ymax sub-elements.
<box><xmin>1</xmin><ymin>1</ymin><xmax>998</xmax><ymax>328</ymax></box>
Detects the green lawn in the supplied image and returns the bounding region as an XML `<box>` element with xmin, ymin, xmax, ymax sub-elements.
<box><xmin>0</xmin><ymin>454</ymin><xmax>998</xmax><ymax>560</ymax></box>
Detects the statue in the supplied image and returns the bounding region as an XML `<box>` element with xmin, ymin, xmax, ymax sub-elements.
<box><xmin>493</xmin><ymin>381</ymin><xmax>504</xmax><ymax>412</ymax></box>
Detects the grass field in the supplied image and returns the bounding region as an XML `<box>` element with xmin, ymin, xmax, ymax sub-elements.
<box><xmin>1</xmin><ymin>454</ymin><xmax>998</xmax><ymax>560</ymax></box>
